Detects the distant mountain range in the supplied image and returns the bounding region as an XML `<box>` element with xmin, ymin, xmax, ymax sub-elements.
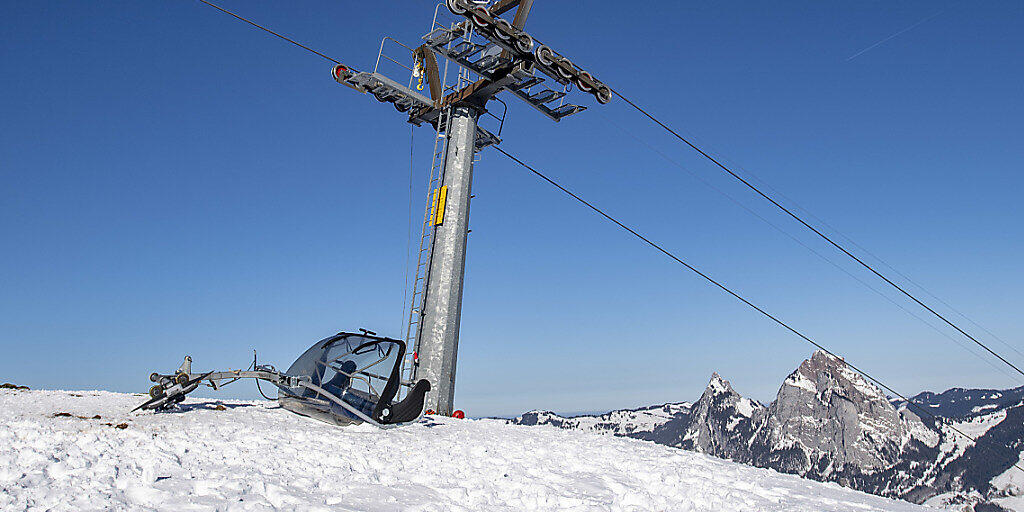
<box><xmin>510</xmin><ymin>351</ymin><xmax>1024</xmax><ymax>511</ymax></box>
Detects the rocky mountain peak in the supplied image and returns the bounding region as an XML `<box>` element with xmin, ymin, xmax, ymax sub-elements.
<box><xmin>811</xmin><ymin>349</ymin><xmax>843</xmax><ymax>365</ymax></box>
<box><xmin>757</xmin><ymin>351</ymin><xmax>907</xmax><ymax>474</ymax></box>
<box><xmin>679</xmin><ymin>373</ymin><xmax>764</xmax><ymax>460</ymax></box>
<box><xmin>706</xmin><ymin>372</ymin><xmax>734</xmax><ymax>395</ymax></box>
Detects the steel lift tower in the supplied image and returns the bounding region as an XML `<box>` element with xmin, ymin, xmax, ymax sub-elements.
<box><xmin>330</xmin><ymin>0</ymin><xmax>612</xmax><ymax>415</ymax></box>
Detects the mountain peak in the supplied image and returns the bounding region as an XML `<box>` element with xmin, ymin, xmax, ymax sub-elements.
<box><xmin>810</xmin><ymin>349</ymin><xmax>843</xmax><ymax>366</ymax></box>
<box><xmin>763</xmin><ymin>352</ymin><xmax>907</xmax><ymax>473</ymax></box>
<box><xmin>706</xmin><ymin>372</ymin><xmax>735</xmax><ymax>395</ymax></box>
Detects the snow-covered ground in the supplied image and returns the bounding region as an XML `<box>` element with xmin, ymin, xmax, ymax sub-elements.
<box><xmin>0</xmin><ymin>389</ymin><xmax>931</xmax><ymax>511</ymax></box>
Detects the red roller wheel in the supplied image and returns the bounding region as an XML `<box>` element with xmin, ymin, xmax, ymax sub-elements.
<box><xmin>331</xmin><ymin>64</ymin><xmax>349</xmax><ymax>82</ymax></box>
<box><xmin>470</xmin><ymin>7</ymin><xmax>490</xmax><ymax>29</ymax></box>
<box><xmin>576</xmin><ymin>71</ymin><xmax>594</xmax><ymax>92</ymax></box>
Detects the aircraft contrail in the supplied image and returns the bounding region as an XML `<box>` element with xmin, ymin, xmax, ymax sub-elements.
<box><xmin>847</xmin><ymin>5</ymin><xmax>952</xmax><ymax>61</ymax></box>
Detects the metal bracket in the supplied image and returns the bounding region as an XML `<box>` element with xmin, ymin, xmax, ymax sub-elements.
<box><xmin>422</xmin><ymin>27</ymin><xmax>587</xmax><ymax>122</ymax></box>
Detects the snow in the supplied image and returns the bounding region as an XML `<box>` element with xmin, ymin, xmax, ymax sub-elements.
<box><xmin>994</xmin><ymin>495</ymin><xmax>1024</xmax><ymax>512</ymax></box>
<box><xmin>991</xmin><ymin>451</ymin><xmax>1024</xmax><ymax>511</ymax></box>
<box><xmin>836</xmin><ymin>364</ymin><xmax>886</xmax><ymax>402</ymax></box>
<box><xmin>937</xmin><ymin>409</ymin><xmax>1007</xmax><ymax>460</ymax></box>
<box><xmin>786</xmin><ymin>372</ymin><xmax>818</xmax><ymax>393</ymax></box>
<box><xmin>923</xmin><ymin>491</ymin><xmax>986</xmax><ymax>510</ymax></box>
<box><xmin>569</xmin><ymin>403</ymin><xmax>688</xmax><ymax>434</ymax></box>
<box><xmin>971</xmin><ymin>403</ymin><xmax>998</xmax><ymax>413</ymax></box>
<box><xmin>955</xmin><ymin>409</ymin><xmax>1006</xmax><ymax>438</ymax></box>
<box><xmin>734</xmin><ymin>397</ymin><xmax>756</xmax><ymax>418</ymax></box>
<box><xmin>706</xmin><ymin>373</ymin><xmax>731</xmax><ymax>395</ymax></box>
<box><xmin>0</xmin><ymin>389</ymin><xmax>931</xmax><ymax>511</ymax></box>
<box><xmin>993</xmin><ymin>452</ymin><xmax>1024</xmax><ymax>490</ymax></box>
<box><xmin>903</xmin><ymin>415</ymin><xmax>939</xmax><ymax>448</ymax></box>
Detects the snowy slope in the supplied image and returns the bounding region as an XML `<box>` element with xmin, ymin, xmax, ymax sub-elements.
<box><xmin>0</xmin><ymin>389</ymin><xmax>929</xmax><ymax>511</ymax></box>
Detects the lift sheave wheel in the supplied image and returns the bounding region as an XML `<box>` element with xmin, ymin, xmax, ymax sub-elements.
<box><xmin>442</xmin><ymin>0</ymin><xmax>613</xmax><ymax>106</ymax></box>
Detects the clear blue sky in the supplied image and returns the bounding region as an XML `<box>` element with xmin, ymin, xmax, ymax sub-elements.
<box><xmin>2</xmin><ymin>1</ymin><xmax>1022</xmax><ymax>417</ymax></box>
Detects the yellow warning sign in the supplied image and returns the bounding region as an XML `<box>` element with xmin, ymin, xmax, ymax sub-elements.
<box><xmin>430</xmin><ymin>185</ymin><xmax>448</xmax><ymax>226</ymax></box>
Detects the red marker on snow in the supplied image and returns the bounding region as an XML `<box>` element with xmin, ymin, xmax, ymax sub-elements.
<box><xmin>452</xmin><ymin>410</ymin><xmax>465</xmax><ymax>419</ymax></box>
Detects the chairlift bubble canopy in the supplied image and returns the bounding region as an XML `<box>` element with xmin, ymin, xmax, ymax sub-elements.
<box><xmin>136</xmin><ymin>331</ymin><xmax>431</xmax><ymax>428</ymax></box>
<box><xmin>277</xmin><ymin>333</ymin><xmax>430</xmax><ymax>426</ymax></box>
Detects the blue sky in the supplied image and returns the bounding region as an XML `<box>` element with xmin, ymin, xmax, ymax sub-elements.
<box><xmin>2</xmin><ymin>1</ymin><xmax>1022</xmax><ymax>417</ymax></box>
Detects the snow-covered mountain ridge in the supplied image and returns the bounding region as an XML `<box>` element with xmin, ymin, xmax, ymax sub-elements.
<box><xmin>0</xmin><ymin>388</ymin><xmax>927</xmax><ymax>511</ymax></box>
<box><xmin>511</xmin><ymin>351</ymin><xmax>1024</xmax><ymax>512</ymax></box>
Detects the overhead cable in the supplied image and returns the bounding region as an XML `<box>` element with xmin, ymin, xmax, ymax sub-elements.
<box><xmin>597</xmin><ymin>111</ymin><xmax>1022</xmax><ymax>385</ymax></box>
<box><xmin>610</xmin><ymin>87</ymin><xmax>1024</xmax><ymax>380</ymax></box>
<box><xmin>493</xmin><ymin>144</ymin><xmax>1022</xmax><ymax>472</ymax></box>
<box><xmin>196</xmin><ymin>0</ymin><xmax>343</xmax><ymax>65</ymax></box>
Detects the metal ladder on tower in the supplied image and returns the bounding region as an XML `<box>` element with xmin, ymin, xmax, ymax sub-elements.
<box><xmin>401</xmin><ymin>106</ymin><xmax>453</xmax><ymax>386</ymax></box>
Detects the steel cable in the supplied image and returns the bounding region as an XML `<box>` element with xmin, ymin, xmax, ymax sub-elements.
<box><xmin>610</xmin><ymin>87</ymin><xmax>1024</xmax><ymax>380</ymax></box>
<box><xmin>196</xmin><ymin>0</ymin><xmax>342</xmax><ymax>65</ymax></box>
<box><xmin>494</xmin><ymin>144</ymin><xmax>1023</xmax><ymax>472</ymax></box>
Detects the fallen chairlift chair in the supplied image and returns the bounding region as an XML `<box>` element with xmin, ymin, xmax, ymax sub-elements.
<box><xmin>134</xmin><ymin>331</ymin><xmax>432</xmax><ymax>428</ymax></box>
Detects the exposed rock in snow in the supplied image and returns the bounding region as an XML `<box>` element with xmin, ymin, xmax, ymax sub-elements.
<box><xmin>0</xmin><ymin>389</ymin><xmax>929</xmax><ymax>511</ymax></box>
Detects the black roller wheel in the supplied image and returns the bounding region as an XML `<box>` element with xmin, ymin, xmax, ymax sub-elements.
<box><xmin>149</xmin><ymin>385</ymin><xmax>165</xmax><ymax>399</ymax></box>
<box><xmin>394</xmin><ymin>102</ymin><xmax>410</xmax><ymax>113</ymax></box>
<box><xmin>514</xmin><ymin>33</ymin><xmax>533</xmax><ymax>54</ymax></box>
<box><xmin>446</xmin><ymin>0</ymin><xmax>467</xmax><ymax>16</ymax></box>
<box><xmin>175</xmin><ymin>372</ymin><xmax>189</xmax><ymax>385</ymax></box>
<box><xmin>596</xmin><ymin>85</ymin><xmax>612</xmax><ymax>104</ymax></box>
<box><xmin>556</xmin><ymin>58</ymin><xmax>576</xmax><ymax>80</ymax></box>
<box><xmin>534</xmin><ymin>45</ymin><xmax>555</xmax><ymax>67</ymax></box>
<box><xmin>493</xmin><ymin>19</ymin><xmax>513</xmax><ymax>41</ymax></box>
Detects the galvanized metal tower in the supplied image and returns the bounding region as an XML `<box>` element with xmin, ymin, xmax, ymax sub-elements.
<box><xmin>332</xmin><ymin>0</ymin><xmax>611</xmax><ymax>415</ymax></box>
<box><xmin>415</xmin><ymin>104</ymin><xmax>479</xmax><ymax>414</ymax></box>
